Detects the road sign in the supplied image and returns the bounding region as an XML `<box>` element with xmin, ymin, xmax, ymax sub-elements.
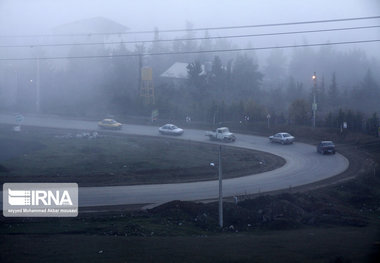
<box><xmin>312</xmin><ymin>102</ymin><xmax>317</xmax><ymax>111</ymax></box>
<box><xmin>267</xmin><ymin>114</ymin><xmax>271</xmax><ymax>119</ymax></box>
<box><xmin>141</xmin><ymin>67</ymin><xmax>152</xmax><ymax>81</ymax></box>
<box><xmin>15</xmin><ymin>114</ymin><xmax>24</xmax><ymax>124</ymax></box>
<box><xmin>151</xmin><ymin>109</ymin><xmax>159</xmax><ymax>122</ymax></box>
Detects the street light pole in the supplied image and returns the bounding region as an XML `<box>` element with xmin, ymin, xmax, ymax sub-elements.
<box><xmin>36</xmin><ymin>58</ymin><xmax>40</xmax><ymax>113</ymax></box>
<box><xmin>312</xmin><ymin>72</ymin><xmax>317</xmax><ymax>128</ymax></box>
<box><xmin>218</xmin><ymin>144</ymin><xmax>223</xmax><ymax>228</ymax></box>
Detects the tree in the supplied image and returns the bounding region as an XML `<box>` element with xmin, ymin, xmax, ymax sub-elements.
<box><xmin>289</xmin><ymin>99</ymin><xmax>309</xmax><ymax>125</ymax></box>
<box><xmin>324</xmin><ymin>112</ymin><xmax>334</xmax><ymax>128</ymax></box>
<box><xmin>209</xmin><ymin>56</ymin><xmax>227</xmax><ymax>100</ymax></box>
<box><xmin>361</xmin><ymin>69</ymin><xmax>380</xmax><ymax>112</ymax></box>
<box><xmin>244</xmin><ymin>100</ymin><xmax>265</xmax><ymax>121</ymax></box>
<box><xmin>263</xmin><ymin>49</ymin><xmax>287</xmax><ymax>89</ymax></box>
<box><xmin>198</xmin><ymin>30</ymin><xmax>213</xmax><ymax>62</ymax></box>
<box><xmin>328</xmin><ymin>72</ymin><xmax>339</xmax><ymax>108</ymax></box>
<box><xmin>187</xmin><ymin>61</ymin><xmax>205</xmax><ymax>89</ymax></box>
<box><xmin>231</xmin><ymin>54</ymin><xmax>263</xmax><ymax>100</ymax></box>
<box><xmin>367</xmin><ymin>112</ymin><xmax>379</xmax><ymax>136</ymax></box>
<box><xmin>362</xmin><ymin>69</ymin><xmax>378</xmax><ymax>93</ymax></box>
<box><xmin>318</xmin><ymin>75</ymin><xmax>326</xmax><ymax>112</ymax></box>
<box><xmin>336</xmin><ymin>108</ymin><xmax>345</xmax><ymax>129</ymax></box>
<box><xmin>285</xmin><ymin>76</ymin><xmax>305</xmax><ymax>102</ymax></box>
<box><xmin>187</xmin><ymin>61</ymin><xmax>208</xmax><ymax>118</ymax></box>
<box><xmin>353</xmin><ymin>111</ymin><xmax>364</xmax><ymax>132</ymax></box>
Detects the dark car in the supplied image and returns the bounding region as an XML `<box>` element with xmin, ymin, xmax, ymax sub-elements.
<box><xmin>317</xmin><ymin>141</ymin><xmax>336</xmax><ymax>154</ymax></box>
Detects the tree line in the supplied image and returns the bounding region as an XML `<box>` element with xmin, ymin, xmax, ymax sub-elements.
<box><xmin>0</xmin><ymin>27</ymin><xmax>379</xmax><ymax>135</ymax></box>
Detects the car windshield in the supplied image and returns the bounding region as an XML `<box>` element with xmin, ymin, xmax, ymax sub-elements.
<box><xmin>283</xmin><ymin>133</ymin><xmax>291</xmax><ymax>137</ymax></box>
<box><xmin>322</xmin><ymin>142</ymin><xmax>334</xmax><ymax>146</ymax></box>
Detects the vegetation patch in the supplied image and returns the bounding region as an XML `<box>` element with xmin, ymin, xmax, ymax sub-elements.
<box><xmin>0</xmin><ymin>125</ymin><xmax>285</xmax><ymax>186</ymax></box>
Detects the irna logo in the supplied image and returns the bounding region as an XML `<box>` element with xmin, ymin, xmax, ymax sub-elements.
<box><xmin>8</xmin><ymin>188</ymin><xmax>73</xmax><ymax>206</ymax></box>
<box><xmin>3</xmin><ymin>183</ymin><xmax>78</xmax><ymax>217</ymax></box>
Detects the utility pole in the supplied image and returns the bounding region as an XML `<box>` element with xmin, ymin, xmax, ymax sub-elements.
<box><xmin>36</xmin><ymin>58</ymin><xmax>40</xmax><ymax>113</ymax></box>
<box><xmin>218</xmin><ymin>145</ymin><xmax>223</xmax><ymax>228</ymax></box>
<box><xmin>138</xmin><ymin>53</ymin><xmax>142</xmax><ymax>96</ymax></box>
<box><xmin>312</xmin><ymin>72</ymin><xmax>317</xmax><ymax>128</ymax></box>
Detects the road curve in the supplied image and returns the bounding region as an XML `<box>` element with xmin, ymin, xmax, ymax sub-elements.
<box><xmin>0</xmin><ymin>113</ymin><xmax>349</xmax><ymax>207</ymax></box>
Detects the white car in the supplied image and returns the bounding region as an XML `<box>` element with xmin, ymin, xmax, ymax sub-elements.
<box><xmin>269</xmin><ymin>132</ymin><xmax>295</xmax><ymax>144</ymax></box>
<box><xmin>158</xmin><ymin>124</ymin><xmax>184</xmax><ymax>136</ymax></box>
<box><xmin>205</xmin><ymin>127</ymin><xmax>236</xmax><ymax>142</ymax></box>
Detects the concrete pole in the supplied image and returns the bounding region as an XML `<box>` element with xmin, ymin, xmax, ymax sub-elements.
<box><xmin>36</xmin><ymin>58</ymin><xmax>40</xmax><ymax>113</ymax></box>
<box><xmin>218</xmin><ymin>145</ymin><xmax>223</xmax><ymax>228</ymax></box>
<box><xmin>312</xmin><ymin>72</ymin><xmax>317</xmax><ymax>128</ymax></box>
<box><xmin>312</xmin><ymin>93</ymin><xmax>316</xmax><ymax>128</ymax></box>
<box><xmin>138</xmin><ymin>54</ymin><xmax>142</xmax><ymax>98</ymax></box>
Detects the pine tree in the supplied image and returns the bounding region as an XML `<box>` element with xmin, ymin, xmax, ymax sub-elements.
<box><xmin>328</xmin><ymin>72</ymin><xmax>338</xmax><ymax>108</ymax></box>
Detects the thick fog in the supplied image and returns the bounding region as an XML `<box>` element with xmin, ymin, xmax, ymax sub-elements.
<box><xmin>0</xmin><ymin>0</ymin><xmax>379</xmax><ymax>129</ymax></box>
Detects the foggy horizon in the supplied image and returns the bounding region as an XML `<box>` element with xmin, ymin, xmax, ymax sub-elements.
<box><xmin>1</xmin><ymin>0</ymin><xmax>379</xmax><ymax>120</ymax></box>
<box><xmin>1</xmin><ymin>0</ymin><xmax>379</xmax><ymax>59</ymax></box>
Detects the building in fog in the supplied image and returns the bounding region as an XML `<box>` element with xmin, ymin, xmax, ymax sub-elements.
<box><xmin>0</xmin><ymin>17</ymin><xmax>129</xmax><ymax>112</ymax></box>
<box><xmin>160</xmin><ymin>62</ymin><xmax>208</xmax><ymax>87</ymax></box>
<box><xmin>50</xmin><ymin>17</ymin><xmax>129</xmax><ymax>70</ymax></box>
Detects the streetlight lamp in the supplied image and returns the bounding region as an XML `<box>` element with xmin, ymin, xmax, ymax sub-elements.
<box><xmin>312</xmin><ymin>72</ymin><xmax>317</xmax><ymax>128</ymax></box>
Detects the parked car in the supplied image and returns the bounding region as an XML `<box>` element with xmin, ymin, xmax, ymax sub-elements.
<box><xmin>205</xmin><ymin>127</ymin><xmax>236</xmax><ymax>142</ymax></box>
<box><xmin>98</xmin><ymin>119</ymin><xmax>122</xmax><ymax>130</ymax></box>
<box><xmin>159</xmin><ymin>124</ymin><xmax>184</xmax><ymax>136</ymax></box>
<box><xmin>269</xmin><ymin>132</ymin><xmax>295</xmax><ymax>144</ymax></box>
<box><xmin>317</xmin><ymin>141</ymin><xmax>336</xmax><ymax>154</ymax></box>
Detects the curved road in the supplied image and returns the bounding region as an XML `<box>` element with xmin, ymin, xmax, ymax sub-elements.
<box><xmin>0</xmin><ymin>113</ymin><xmax>349</xmax><ymax>207</ymax></box>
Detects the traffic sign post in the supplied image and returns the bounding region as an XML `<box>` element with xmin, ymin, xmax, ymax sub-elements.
<box><xmin>14</xmin><ymin>114</ymin><xmax>24</xmax><ymax>132</ymax></box>
<box><xmin>151</xmin><ymin>109</ymin><xmax>159</xmax><ymax>122</ymax></box>
<box><xmin>267</xmin><ymin>114</ymin><xmax>271</xmax><ymax>129</ymax></box>
<box><xmin>15</xmin><ymin>114</ymin><xmax>24</xmax><ymax>123</ymax></box>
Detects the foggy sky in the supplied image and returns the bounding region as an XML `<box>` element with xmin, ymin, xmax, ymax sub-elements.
<box><xmin>0</xmin><ymin>0</ymin><xmax>379</xmax><ymax>61</ymax></box>
<box><xmin>1</xmin><ymin>0</ymin><xmax>379</xmax><ymax>32</ymax></box>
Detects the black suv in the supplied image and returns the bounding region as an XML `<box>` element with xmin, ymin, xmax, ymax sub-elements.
<box><xmin>317</xmin><ymin>141</ymin><xmax>336</xmax><ymax>154</ymax></box>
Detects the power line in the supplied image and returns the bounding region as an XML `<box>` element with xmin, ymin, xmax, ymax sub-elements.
<box><xmin>1</xmin><ymin>25</ymin><xmax>379</xmax><ymax>49</ymax></box>
<box><xmin>1</xmin><ymin>39</ymin><xmax>379</xmax><ymax>61</ymax></box>
<box><xmin>1</xmin><ymin>15</ymin><xmax>380</xmax><ymax>39</ymax></box>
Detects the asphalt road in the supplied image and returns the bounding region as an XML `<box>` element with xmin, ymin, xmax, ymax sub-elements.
<box><xmin>0</xmin><ymin>113</ymin><xmax>349</xmax><ymax>207</ymax></box>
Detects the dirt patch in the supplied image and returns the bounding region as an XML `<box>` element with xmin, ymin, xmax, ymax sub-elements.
<box><xmin>146</xmin><ymin>194</ymin><xmax>368</xmax><ymax>233</ymax></box>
